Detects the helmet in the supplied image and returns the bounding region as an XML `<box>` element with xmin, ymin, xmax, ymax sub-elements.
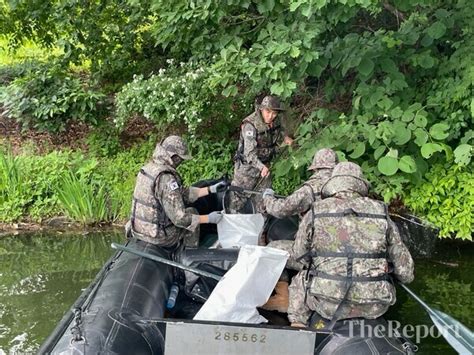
<box><xmin>161</xmin><ymin>135</ymin><xmax>191</xmax><ymax>160</ymax></box>
<box><xmin>260</xmin><ymin>95</ymin><xmax>285</xmax><ymax>111</ymax></box>
<box><xmin>321</xmin><ymin>162</ymin><xmax>370</xmax><ymax>197</ymax></box>
<box><xmin>308</xmin><ymin>148</ymin><xmax>338</xmax><ymax>171</ymax></box>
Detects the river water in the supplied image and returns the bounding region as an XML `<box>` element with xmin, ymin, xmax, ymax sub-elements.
<box><xmin>0</xmin><ymin>230</ymin><xmax>472</xmax><ymax>354</ymax></box>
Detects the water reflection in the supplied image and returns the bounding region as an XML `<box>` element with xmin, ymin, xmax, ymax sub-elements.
<box><xmin>386</xmin><ymin>242</ymin><xmax>473</xmax><ymax>354</ymax></box>
<box><xmin>0</xmin><ymin>230</ymin><xmax>123</xmax><ymax>353</ymax></box>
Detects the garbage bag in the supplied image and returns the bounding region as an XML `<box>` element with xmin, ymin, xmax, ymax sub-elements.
<box><xmin>193</xmin><ymin>245</ymin><xmax>289</xmax><ymax>323</ymax></box>
<box><xmin>217</xmin><ymin>213</ymin><xmax>265</xmax><ymax>248</ymax></box>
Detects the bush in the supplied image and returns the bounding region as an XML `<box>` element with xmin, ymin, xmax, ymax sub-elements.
<box><xmin>178</xmin><ymin>139</ymin><xmax>236</xmax><ymax>185</ymax></box>
<box><xmin>0</xmin><ymin>148</ymin><xmax>73</xmax><ymax>222</ymax></box>
<box><xmin>115</xmin><ymin>61</ymin><xmax>246</xmax><ymax>136</ymax></box>
<box><xmin>403</xmin><ymin>164</ymin><xmax>473</xmax><ymax>240</ymax></box>
<box><xmin>0</xmin><ymin>62</ymin><xmax>106</xmax><ymax>132</ymax></box>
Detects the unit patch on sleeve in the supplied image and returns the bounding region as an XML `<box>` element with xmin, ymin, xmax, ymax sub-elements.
<box><xmin>168</xmin><ymin>180</ymin><xmax>179</xmax><ymax>191</ymax></box>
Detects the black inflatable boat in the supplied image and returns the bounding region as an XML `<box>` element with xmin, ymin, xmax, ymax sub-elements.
<box><xmin>39</xmin><ymin>184</ymin><xmax>417</xmax><ymax>354</ymax></box>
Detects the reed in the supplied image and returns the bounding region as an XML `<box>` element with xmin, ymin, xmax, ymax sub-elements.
<box><xmin>56</xmin><ymin>170</ymin><xmax>110</xmax><ymax>225</ymax></box>
<box><xmin>0</xmin><ymin>149</ymin><xmax>25</xmax><ymax>200</ymax></box>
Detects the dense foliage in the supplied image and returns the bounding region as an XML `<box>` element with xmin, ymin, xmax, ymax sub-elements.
<box><xmin>0</xmin><ymin>61</ymin><xmax>106</xmax><ymax>132</ymax></box>
<box><xmin>0</xmin><ymin>0</ymin><xmax>472</xmax><ymax>239</ymax></box>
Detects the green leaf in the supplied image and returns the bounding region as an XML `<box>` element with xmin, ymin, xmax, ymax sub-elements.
<box><xmin>401</xmin><ymin>111</ymin><xmax>414</xmax><ymax>122</ymax></box>
<box><xmin>393</xmin><ymin>123</ymin><xmax>411</xmax><ymax>145</ymax></box>
<box><xmin>414</xmin><ymin>128</ymin><xmax>428</xmax><ymax>146</ymax></box>
<box><xmin>290</xmin><ymin>46</ymin><xmax>301</xmax><ymax>58</ymax></box>
<box><xmin>353</xmin><ymin>96</ymin><xmax>361</xmax><ymax>110</ymax></box>
<box><xmin>390</xmin><ymin>107</ymin><xmax>403</xmax><ymax>119</ymax></box>
<box><xmin>387</xmin><ymin>148</ymin><xmax>398</xmax><ymax>158</ymax></box>
<box><xmin>374</xmin><ymin>146</ymin><xmax>385</xmax><ymax>160</ymax></box>
<box><xmin>290</xmin><ymin>1</ymin><xmax>303</xmax><ymax>11</ymax></box>
<box><xmin>349</xmin><ymin>142</ymin><xmax>365</xmax><ymax>159</ymax></box>
<box><xmin>358</xmin><ymin>58</ymin><xmax>374</xmax><ymax>77</ymax></box>
<box><xmin>379</xmin><ymin>58</ymin><xmax>397</xmax><ymax>74</ymax></box>
<box><xmin>257</xmin><ymin>0</ymin><xmax>275</xmax><ymax>13</ymax></box>
<box><xmin>222</xmin><ymin>85</ymin><xmax>238</xmax><ymax>97</ymax></box>
<box><xmin>426</xmin><ymin>21</ymin><xmax>446</xmax><ymax>40</ymax></box>
<box><xmin>421</xmin><ymin>143</ymin><xmax>443</xmax><ymax>159</ymax></box>
<box><xmin>453</xmin><ymin>144</ymin><xmax>472</xmax><ymax>166</ymax></box>
<box><xmin>429</xmin><ymin>123</ymin><xmax>450</xmax><ymax>140</ymax></box>
<box><xmin>420</xmin><ymin>34</ymin><xmax>434</xmax><ymax>47</ymax></box>
<box><xmin>301</xmin><ymin>3</ymin><xmax>312</xmax><ymax>17</ymax></box>
<box><xmin>399</xmin><ymin>155</ymin><xmax>417</xmax><ymax>173</ymax></box>
<box><xmin>377</xmin><ymin>156</ymin><xmax>398</xmax><ymax>176</ymax></box>
<box><xmin>414</xmin><ymin>112</ymin><xmax>427</xmax><ymax>127</ymax></box>
<box><xmin>470</xmin><ymin>98</ymin><xmax>474</xmax><ymax>118</ymax></box>
<box><xmin>418</xmin><ymin>54</ymin><xmax>435</xmax><ymax>69</ymax></box>
<box><xmin>270</xmin><ymin>82</ymin><xmax>284</xmax><ymax>95</ymax></box>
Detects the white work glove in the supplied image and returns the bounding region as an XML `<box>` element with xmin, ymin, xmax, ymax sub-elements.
<box><xmin>262</xmin><ymin>188</ymin><xmax>275</xmax><ymax>198</ymax></box>
<box><xmin>208</xmin><ymin>211</ymin><xmax>223</xmax><ymax>224</ymax></box>
<box><xmin>208</xmin><ymin>181</ymin><xmax>229</xmax><ymax>193</ymax></box>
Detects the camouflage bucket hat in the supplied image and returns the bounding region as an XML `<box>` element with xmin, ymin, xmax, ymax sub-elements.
<box><xmin>308</xmin><ymin>148</ymin><xmax>338</xmax><ymax>171</ymax></box>
<box><xmin>260</xmin><ymin>95</ymin><xmax>285</xmax><ymax>111</ymax></box>
<box><xmin>321</xmin><ymin>162</ymin><xmax>370</xmax><ymax>197</ymax></box>
<box><xmin>161</xmin><ymin>135</ymin><xmax>192</xmax><ymax>160</ymax></box>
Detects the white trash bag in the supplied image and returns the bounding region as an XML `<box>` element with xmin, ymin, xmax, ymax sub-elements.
<box><xmin>217</xmin><ymin>213</ymin><xmax>265</xmax><ymax>248</ymax></box>
<box><xmin>194</xmin><ymin>245</ymin><xmax>289</xmax><ymax>323</ymax></box>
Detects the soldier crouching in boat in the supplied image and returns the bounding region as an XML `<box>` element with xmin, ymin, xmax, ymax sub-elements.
<box><xmin>125</xmin><ymin>135</ymin><xmax>227</xmax><ymax>250</ymax></box>
<box><xmin>287</xmin><ymin>162</ymin><xmax>414</xmax><ymax>328</ymax></box>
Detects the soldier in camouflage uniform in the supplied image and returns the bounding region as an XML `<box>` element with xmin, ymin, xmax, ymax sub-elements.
<box><xmin>229</xmin><ymin>95</ymin><xmax>293</xmax><ymax>213</ymax></box>
<box><xmin>126</xmin><ymin>135</ymin><xmax>225</xmax><ymax>249</ymax></box>
<box><xmin>261</xmin><ymin>149</ymin><xmax>338</xmax><ymax>313</ymax></box>
<box><xmin>287</xmin><ymin>162</ymin><xmax>414</xmax><ymax>327</ymax></box>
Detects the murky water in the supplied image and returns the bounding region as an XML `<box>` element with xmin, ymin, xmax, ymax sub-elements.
<box><xmin>0</xmin><ymin>231</ymin><xmax>472</xmax><ymax>354</ymax></box>
<box><xmin>0</xmin><ymin>230</ymin><xmax>123</xmax><ymax>353</ymax></box>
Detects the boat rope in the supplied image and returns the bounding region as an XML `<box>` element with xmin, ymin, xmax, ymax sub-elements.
<box><xmin>70</xmin><ymin>307</ymin><xmax>85</xmax><ymax>343</ymax></box>
<box><xmin>389</xmin><ymin>213</ymin><xmax>438</xmax><ymax>229</ymax></box>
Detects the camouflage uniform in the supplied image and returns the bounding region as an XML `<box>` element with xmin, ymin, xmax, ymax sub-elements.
<box><xmin>229</xmin><ymin>96</ymin><xmax>285</xmax><ymax>213</ymax></box>
<box><xmin>287</xmin><ymin>162</ymin><xmax>414</xmax><ymax>325</ymax></box>
<box><xmin>264</xmin><ymin>148</ymin><xmax>338</xmax><ymax>218</ymax></box>
<box><xmin>128</xmin><ymin>136</ymin><xmax>201</xmax><ymax>248</ymax></box>
<box><xmin>266</xmin><ymin>149</ymin><xmax>338</xmax><ymax>271</ymax></box>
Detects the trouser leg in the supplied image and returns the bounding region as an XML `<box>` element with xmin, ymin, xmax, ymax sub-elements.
<box><xmin>287</xmin><ymin>272</ymin><xmax>312</xmax><ymax>325</ymax></box>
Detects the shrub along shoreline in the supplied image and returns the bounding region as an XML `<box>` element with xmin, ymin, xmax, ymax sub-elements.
<box><xmin>0</xmin><ymin>135</ymin><xmax>471</xmax><ymax>240</ymax></box>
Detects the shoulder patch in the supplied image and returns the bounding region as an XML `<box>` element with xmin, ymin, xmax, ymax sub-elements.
<box><xmin>246</xmin><ymin>130</ymin><xmax>254</xmax><ymax>137</ymax></box>
<box><xmin>168</xmin><ymin>180</ymin><xmax>179</xmax><ymax>191</ymax></box>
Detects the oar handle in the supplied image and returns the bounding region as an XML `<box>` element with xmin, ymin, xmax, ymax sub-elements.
<box><xmin>111</xmin><ymin>243</ymin><xmax>222</xmax><ymax>281</ymax></box>
<box><xmin>399</xmin><ymin>283</ymin><xmax>432</xmax><ymax>312</ymax></box>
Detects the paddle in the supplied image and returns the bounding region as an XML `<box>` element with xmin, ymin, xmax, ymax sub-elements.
<box><xmin>400</xmin><ymin>283</ymin><xmax>474</xmax><ymax>354</ymax></box>
<box><xmin>111</xmin><ymin>243</ymin><xmax>222</xmax><ymax>281</ymax></box>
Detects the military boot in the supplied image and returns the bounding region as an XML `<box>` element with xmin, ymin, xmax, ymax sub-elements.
<box><xmin>261</xmin><ymin>281</ymin><xmax>289</xmax><ymax>313</ymax></box>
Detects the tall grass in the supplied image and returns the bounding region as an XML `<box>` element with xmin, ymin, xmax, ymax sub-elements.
<box><xmin>56</xmin><ymin>170</ymin><xmax>112</xmax><ymax>225</ymax></box>
<box><xmin>0</xmin><ymin>149</ymin><xmax>25</xmax><ymax>199</ymax></box>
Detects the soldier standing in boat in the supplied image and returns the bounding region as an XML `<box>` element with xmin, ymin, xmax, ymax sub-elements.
<box><xmin>126</xmin><ymin>135</ymin><xmax>226</xmax><ymax>249</ymax></box>
<box><xmin>229</xmin><ymin>95</ymin><xmax>293</xmax><ymax>213</ymax></box>
<box><xmin>287</xmin><ymin>162</ymin><xmax>414</xmax><ymax>328</ymax></box>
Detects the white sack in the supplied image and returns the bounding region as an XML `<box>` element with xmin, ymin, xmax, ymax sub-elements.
<box><xmin>194</xmin><ymin>245</ymin><xmax>289</xmax><ymax>323</ymax></box>
<box><xmin>217</xmin><ymin>213</ymin><xmax>265</xmax><ymax>248</ymax></box>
